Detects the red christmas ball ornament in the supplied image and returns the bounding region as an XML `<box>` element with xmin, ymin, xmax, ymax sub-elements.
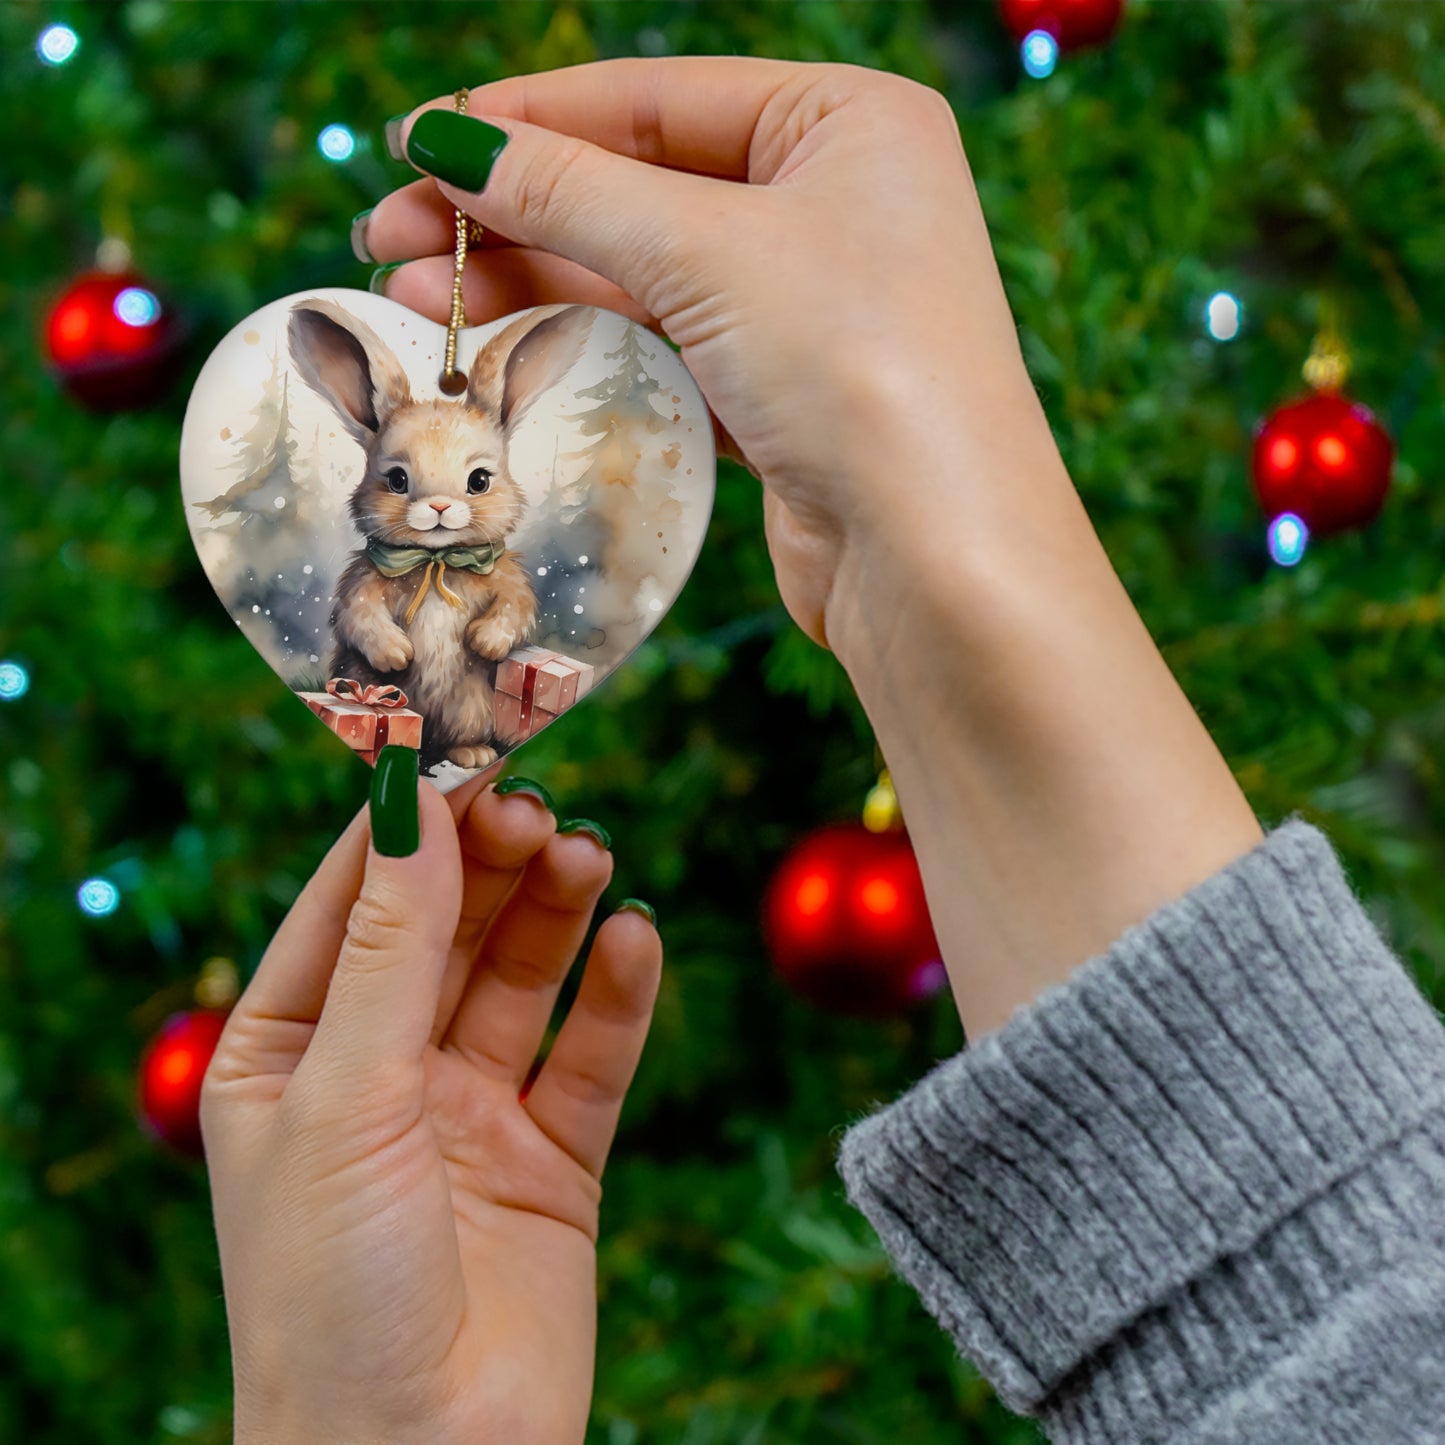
<box><xmin>137</xmin><ymin>1009</ymin><xmax>230</xmax><ymax>1157</ymax></box>
<box><xmin>45</xmin><ymin>269</ymin><xmax>181</xmax><ymax>410</ymax></box>
<box><xmin>1251</xmin><ymin>392</ymin><xmax>1394</xmax><ymax>537</ymax></box>
<box><xmin>998</xmin><ymin>0</ymin><xmax>1125</xmax><ymax>50</ymax></box>
<box><xmin>764</xmin><ymin>822</ymin><xmax>945</xmax><ymax>1017</ymax></box>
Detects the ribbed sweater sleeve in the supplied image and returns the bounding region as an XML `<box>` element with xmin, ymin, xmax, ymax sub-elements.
<box><xmin>836</xmin><ymin>820</ymin><xmax>1445</xmax><ymax>1443</ymax></box>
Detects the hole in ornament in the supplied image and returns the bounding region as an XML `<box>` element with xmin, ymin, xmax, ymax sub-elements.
<box><xmin>438</xmin><ymin>368</ymin><xmax>467</xmax><ymax>396</ymax></box>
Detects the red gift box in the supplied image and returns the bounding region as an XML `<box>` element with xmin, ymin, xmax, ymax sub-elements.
<box><xmin>297</xmin><ymin>679</ymin><xmax>423</xmax><ymax>765</ymax></box>
<box><xmin>495</xmin><ymin>645</ymin><xmax>595</xmax><ymax>743</ymax></box>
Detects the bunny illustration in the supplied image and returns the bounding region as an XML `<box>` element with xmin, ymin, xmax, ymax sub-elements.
<box><xmin>288</xmin><ymin>298</ymin><xmax>593</xmax><ymax>768</ymax></box>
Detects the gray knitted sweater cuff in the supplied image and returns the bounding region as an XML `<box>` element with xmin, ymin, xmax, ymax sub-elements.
<box><xmin>836</xmin><ymin>820</ymin><xmax>1445</xmax><ymax>1440</ymax></box>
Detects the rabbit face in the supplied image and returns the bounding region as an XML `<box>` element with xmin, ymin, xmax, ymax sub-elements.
<box><xmin>349</xmin><ymin>400</ymin><xmax>523</xmax><ymax>551</ymax></box>
<box><xmin>288</xmin><ymin>297</ymin><xmax>594</xmax><ymax>550</ymax></box>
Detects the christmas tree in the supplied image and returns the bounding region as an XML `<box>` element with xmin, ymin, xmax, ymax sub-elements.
<box><xmin>188</xmin><ymin>351</ymin><xmax>343</xmax><ymax>684</ymax></box>
<box><xmin>528</xmin><ymin>322</ymin><xmax>692</xmax><ymax>661</ymax></box>
<box><xmin>2</xmin><ymin>3</ymin><xmax>1444</xmax><ymax>1443</ymax></box>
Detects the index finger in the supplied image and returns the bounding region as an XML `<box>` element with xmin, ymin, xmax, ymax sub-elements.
<box><xmin>418</xmin><ymin>55</ymin><xmax>810</xmax><ymax>182</ymax></box>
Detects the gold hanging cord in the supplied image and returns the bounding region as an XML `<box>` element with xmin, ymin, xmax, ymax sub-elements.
<box><xmin>1302</xmin><ymin>293</ymin><xmax>1351</xmax><ymax>394</ymax></box>
<box><xmin>440</xmin><ymin>88</ymin><xmax>482</xmax><ymax>395</ymax></box>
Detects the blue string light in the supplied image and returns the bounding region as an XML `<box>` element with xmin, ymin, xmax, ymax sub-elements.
<box><xmin>37</xmin><ymin>24</ymin><xmax>79</xmax><ymax>66</ymax></box>
<box><xmin>1267</xmin><ymin>512</ymin><xmax>1309</xmax><ymax>567</ymax></box>
<box><xmin>77</xmin><ymin>878</ymin><xmax>121</xmax><ymax>918</ymax></box>
<box><xmin>318</xmin><ymin>124</ymin><xmax>356</xmax><ymax>162</ymax></box>
<box><xmin>0</xmin><ymin>660</ymin><xmax>29</xmax><ymax>701</ymax></box>
<box><xmin>1021</xmin><ymin>30</ymin><xmax>1059</xmax><ymax>79</ymax></box>
<box><xmin>114</xmin><ymin>287</ymin><xmax>162</xmax><ymax>327</ymax></box>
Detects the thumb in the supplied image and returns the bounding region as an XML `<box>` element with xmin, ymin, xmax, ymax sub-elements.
<box><xmin>302</xmin><ymin>749</ymin><xmax>463</xmax><ymax>1089</ymax></box>
<box><xmin>396</xmin><ymin>107</ymin><xmax>743</xmax><ymax>320</ymax></box>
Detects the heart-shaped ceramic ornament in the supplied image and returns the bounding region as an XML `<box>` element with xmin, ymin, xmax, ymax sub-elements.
<box><xmin>180</xmin><ymin>290</ymin><xmax>715</xmax><ymax>792</ymax></box>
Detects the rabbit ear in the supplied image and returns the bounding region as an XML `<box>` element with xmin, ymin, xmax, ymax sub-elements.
<box><xmin>467</xmin><ymin>305</ymin><xmax>594</xmax><ymax>433</ymax></box>
<box><xmin>288</xmin><ymin>300</ymin><xmax>412</xmax><ymax>445</ymax></box>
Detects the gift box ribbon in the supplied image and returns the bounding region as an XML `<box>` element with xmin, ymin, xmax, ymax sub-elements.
<box><xmin>519</xmin><ymin>659</ymin><xmax>544</xmax><ymax>712</ymax></box>
<box><xmin>326</xmin><ymin>678</ymin><xmax>410</xmax><ymax>709</ymax></box>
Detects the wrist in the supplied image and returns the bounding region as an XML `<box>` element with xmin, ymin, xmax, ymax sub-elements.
<box><xmin>822</xmin><ymin>378</ymin><xmax>1078</xmax><ymax>677</ymax></box>
<box><xmin>823</xmin><ymin>421</ymin><xmax>1261</xmax><ymax>1038</ymax></box>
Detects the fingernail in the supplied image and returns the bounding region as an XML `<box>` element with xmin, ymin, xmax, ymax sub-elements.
<box><xmin>558</xmin><ymin>818</ymin><xmax>612</xmax><ymax>850</ymax></box>
<box><xmin>369</xmin><ymin>261</ymin><xmax>404</xmax><ymax>296</ymax></box>
<box><xmin>370</xmin><ymin>746</ymin><xmax>420</xmax><ymax>857</ymax></box>
<box><xmin>493</xmin><ymin>775</ymin><xmax>555</xmax><ymax>812</ymax></box>
<box><xmin>350</xmin><ymin>208</ymin><xmax>375</xmax><ymax>264</ymax></box>
<box><xmin>384</xmin><ymin>113</ymin><xmax>409</xmax><ymax>161</ymax></box>
<box><xmin>616</xmin><ymin>898</ymin><xmax>656</xmax><ymax>926</ymax></box>
<box><xmin>404</xmin><ymin>110</ymin><xmax>509</xmax><ymax>192</ymax></box>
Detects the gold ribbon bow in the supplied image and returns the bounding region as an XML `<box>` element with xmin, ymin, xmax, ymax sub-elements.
<box><xmin>365</xmin><ymin>538</ymin><xmax>504</xmax><ymax>625</ymax></box>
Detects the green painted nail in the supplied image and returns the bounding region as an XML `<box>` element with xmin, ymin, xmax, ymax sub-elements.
<box><xmin>494</xmin><ymin>775</ymin><xmax>555</xmax><ymax>812</ymax></box>
<box><xmin>405</xmin><ymin>110</ymin><xmax>509</xmax><ymax>192</ymax></box>
<box><xmin>369</xmin><ymin>261</ymin><xmax>404</xmax><ymax>296</ymax></box>
<box><xmin>350</xmin><ymin>208</ymin><xmax>375</xmax><ymax>264</ymax></box>
<box><xmin>558</xmin><ymin>818</ymin><xmax>612</xmax><ymax>850</ymax></box>
<box><xmin>617</xmin><ymin>898</ymin><xmax>656</xmax><ymax>926</ymax></box>
<box><xmin>370</xmin><ymin>746</ymin><xmax>420</xmax><ymax>857</ymax></box>
<box><xmin>384</xmin><ymin>113</ymin><xmax>409</xmax><ymax>161</ymax></box>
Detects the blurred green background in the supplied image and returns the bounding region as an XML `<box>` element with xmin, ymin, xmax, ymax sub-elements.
<box><xmin>3</xmin><ymin>1</ymin><xmax>1445</xmax><ymax>1441</ymax></box>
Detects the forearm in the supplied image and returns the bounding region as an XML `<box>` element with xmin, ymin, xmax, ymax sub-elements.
<box><xmin>825</xmin><ymin>389</ymin><xmax>1261</xmax><ymax>1039</ymax></box>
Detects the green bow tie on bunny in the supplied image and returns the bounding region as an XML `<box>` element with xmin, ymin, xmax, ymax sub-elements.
<box><xmin>366</xmin><ymin>538</ymin><xmax>506</xmax><ymax>625</ymax></box>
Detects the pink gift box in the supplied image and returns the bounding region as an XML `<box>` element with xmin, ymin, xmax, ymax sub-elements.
<box><xmin>495</xmin><ymin>646</ymin><xmax>594</xmax><ymax>742</ymax></box>
<box><xmin>297</xmin><ymin>689</ymin><xmax>423</xmax><ymax>762</ymax></box>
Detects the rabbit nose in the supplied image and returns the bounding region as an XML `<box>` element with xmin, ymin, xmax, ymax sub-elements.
<box><xmin>429</xmin><ymin>501</ymin><xmax>451</xmax><ymax>514</ymax></box>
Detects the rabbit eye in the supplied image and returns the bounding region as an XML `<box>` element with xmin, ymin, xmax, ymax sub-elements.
<box><xmin>467</xmin><ymin>468</ymin><xmax>492</xmax><ymax>495</ymax></box>
<box><xmin>384</xmin><ymin>467</ymin><xmax>409</xmax><ymax>494</ymax></box>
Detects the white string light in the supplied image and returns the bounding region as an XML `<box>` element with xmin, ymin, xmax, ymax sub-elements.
<box><xmin>1205</xmin><ymin>291</ymin><xmax>1243</xmax><ymax>342</ymax></box>
<box><xmin>37</xmin><ymin>24</ymin><xmax>79</xmax><ymax>66</ymax></box>
<box><xmin>318</xmin><ymin>124</ymin><xmax>356</xmax><ymax>162</ymax></box>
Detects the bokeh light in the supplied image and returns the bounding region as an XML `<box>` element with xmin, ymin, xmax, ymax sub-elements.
<box><xmin>114</xmin><ymin>287</ymin><xmax>161</xmax><ymax>328</ymax></box>
<box><xmin>1267</xmin><ymin>436</ymin><xmax>1299</xmax><ymax>476</ymax></box>
<box><xmin>793</xmin><ymin>872</ymin><xmax>831</xmax><ymax>918</ymax></box>
<box><xmin>859</xmin><ymin>876</ymin><xmax>901</xmax><ymax>918</ymax></box>
<box><xmin>0</xmin><ymin>661</ymin><xmax>29</xmax><ymax>701</ymax></box>
<box><xmin>37</xmin><ymin>24</ymin><xmax>79</xmax><ymax>66</ymax></box>
<box><xmin>317</xmin><ymin>124</ymin><xmax>356</xmax><ymax>162</ymax></box>
<box><xmin>1021</xmin><ymin>30</ymin><xmax>1059</xmax><ymax>79</ymax></box>
<box><xmin>1267</xmin><ymin>512</ymin><xmax>1309</xmax><ymax>567</ymax></box>
<box><xmin>77</xmin><ymin>878</ymin><xmax>121</xmax><ymax>918</ymax></box>
<box><xmin>1205</xmin><ymin>291</ymin><xmax>1242</xmax><ymax>341</ymax></box>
